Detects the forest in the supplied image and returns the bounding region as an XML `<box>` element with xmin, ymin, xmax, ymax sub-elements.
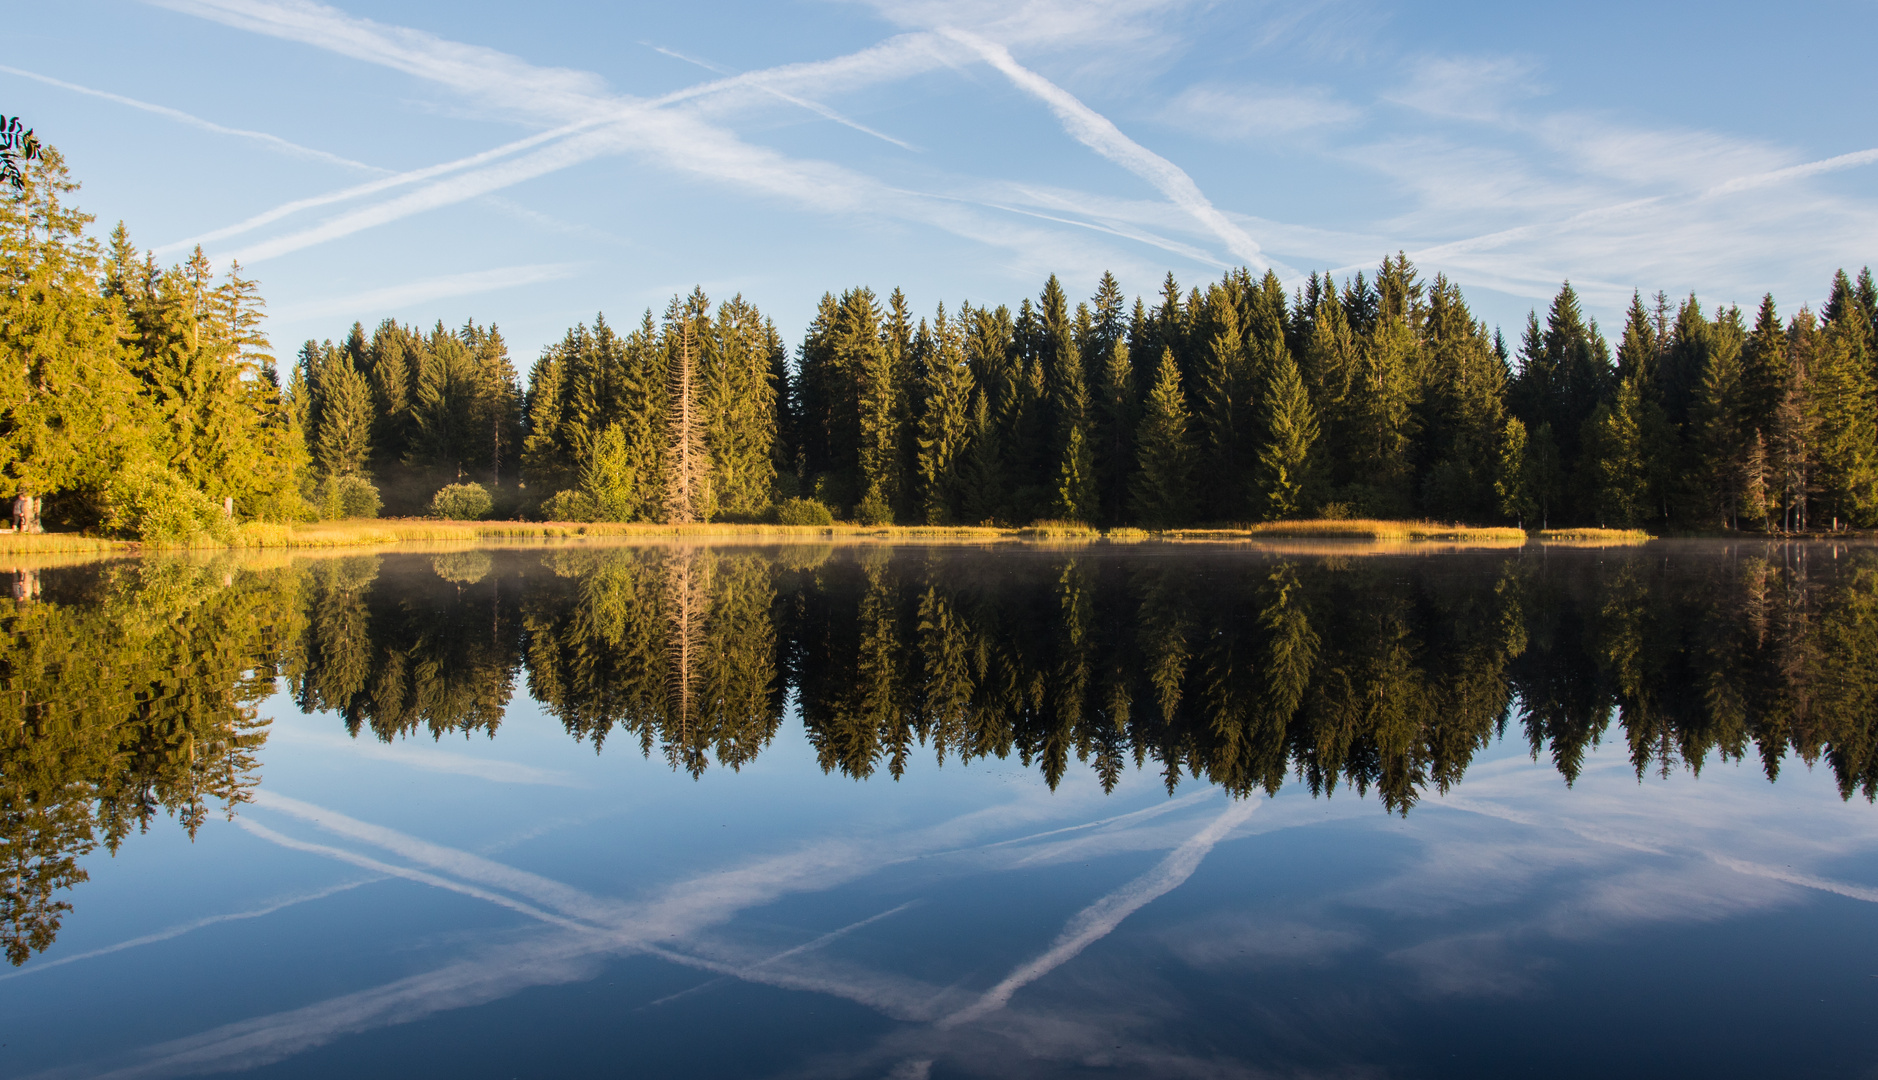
<box><xmin>4</xmin><ymin>544</ymin><xmax>1877</xmax><ymax>964</ymax></box>
<box><xmin>4</xmin><ymin>148</ymin><xmax>1877</xmax><ymax>536</ymax></box>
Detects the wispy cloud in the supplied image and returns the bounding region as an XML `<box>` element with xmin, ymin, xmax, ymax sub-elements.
<box><xmin>647</xmin><ymin>43</ymin><xmax>919</xmax><ymax>151</ymax></box>
<box><xmin>0</xmin><ymin>878</ymin><xmax>379</xmax><ymax>984</ymax></box>
<box><xmin>939</xmin><ymin>797</ymin><xmax>1256</xmax><ymax>1028</ymax></box>
<box><xmin>264</xmin><ymin>726</ymin><xmax>586</xmax><ymax>785</ymax></box>
<box><xmin>0</xmin><ymin>63</ymin><xmax>380</xmax><ymax>172</ymax></box>
<box><xmin>938</xmin><ymin>26</ymin><xmax>1271</xmax><ymax>271</ymax></box>
<box><xmin>1161</xmin><ymin>82</ymin><xmax>1363</xmax><ymax>139</ymax></box>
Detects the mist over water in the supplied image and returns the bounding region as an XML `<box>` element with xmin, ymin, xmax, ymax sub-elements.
<box><xmin>2</xmin><ymin>541</ymin><xmax>1875</xmax><ymax>1078</ymax></box>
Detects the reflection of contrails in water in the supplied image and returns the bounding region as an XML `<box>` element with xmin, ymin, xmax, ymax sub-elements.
<box><xmin>52</xmin><ymin>788</ymin><xmax>1245</xmax><ymax>1079</ymax></box>
<box><xmin>939</xmin><ymin>798</ymin><xmax>1258</xmax><ymax>1029</ymax></box>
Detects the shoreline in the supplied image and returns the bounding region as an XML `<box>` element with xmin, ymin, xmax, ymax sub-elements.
<box><xmin>2</xmin><ymin>518</ymin><xmax>1853</xmax><ymax>560</ymax></box>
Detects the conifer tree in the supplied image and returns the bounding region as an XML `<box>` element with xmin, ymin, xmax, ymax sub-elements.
<box><xmin>1495</xmin><ymin>418</ymin><xmax>1536</xmax><ymax>527</ymax></box>
<box><xmin>1040</xmin><ymin>276</ymin><xmax>1095</xmax><ymax>522</ymax></box>
<box><xmin>1771</xmin><ymin>310</ymin><xmax>1820</xmax><ymax>531</ymax></box>
<box><xmin>1256</xmin><ymin>352</ymin><xmax>1319</xmax><ymax>520</ymax></box>
<box><xmin>663</xmin><ymin>294</ymin><xmax>711</xmax><ymax>524</ymax></box>
<box><xmin>1194</xmin><ymin>287</ymin><xmax>1253</xmax><ymax>519</ymax></box>
<box><xmin>1587</xmin><ymin>377</ymin><xmax>1653</xmax><ymax>527</ymax></box>
<box><xmin>916</xmin><ymin>305</ymin><xmax>973</xmax><ymax>525</ymax></box>
<box><xmin>1741</xmin><ymin>294</ymin><xmax>1788</xmax><ymax>440</ymax></box>
<box><xmin>1811</xmin><ymin>293</ymin><xmax>1878</xmax><ymax>527</ymax></box>
<box><xmin>1694</xmin><ymin>307</ymin><xmax>1750</xmax><ymax>527</ymax></box>
<box><xmin>316</xmin><ymin>361</ymin><xmax>374</xmax><ymax>478</ymax></box>
<box><xmin>702</xmin><ymin>295</ymin><xmax>777</xmax><ymax>519</ymax></box>
<box><xmin>1131</xmin><ymin>349</ymin><xmax>1197</xmax><ymax>528</ymax></box>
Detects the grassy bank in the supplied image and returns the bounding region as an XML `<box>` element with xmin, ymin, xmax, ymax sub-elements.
<box><xmin>1165</xmin><ymin>519</ymin><xmax>1530</xmax><ymax>542</ymax></box>
<box><xmin>0</xmin><ymin>519</ymin><xmax>1763</xmax><ymax>559</ymax></box>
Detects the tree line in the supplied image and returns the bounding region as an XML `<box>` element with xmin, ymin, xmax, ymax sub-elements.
<box><xmin>279</xmin><ymin>261</ymin><xmax>1878</xmax><ymax>532</ymax></box>
<box><xmin>4</xmin><ymin>147</ymin><xmax>1875</xmax><ymax>534</ymax></box>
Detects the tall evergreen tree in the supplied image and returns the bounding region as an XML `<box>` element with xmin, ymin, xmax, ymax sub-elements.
<box><xmin>1131</xmin><ymin>349</ymin><xmax>1197</xmax><ymax>528</ymax></box>
<box><xmin>1256</xmin><ymin>352</ymin><xmax>1319</xmax><ymax>520</ymax></box>
<box><xmin>916</xmin><ymin>304</ymin><xmax>973</xmax><ymax>525</ymax></box>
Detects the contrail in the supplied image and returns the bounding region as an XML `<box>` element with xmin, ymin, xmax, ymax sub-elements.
<box><xmin>0</xmin><ymin>63</ymin><xmax>381</xmax><ymax>173</ymax></box>
<box><xmin>0</xmin><ymin>878</ymin><xmax>379</xmax><ymax>982</ymax></box>
<box><xmin>939</xmin><ymin>797</ymin><xmax>1257</xmax><ymax>1028</ymax></box>
<box><xmin>938</xmin><ymin>26</ymin><xmax>1269</xmax><ymax>271</ymax></box>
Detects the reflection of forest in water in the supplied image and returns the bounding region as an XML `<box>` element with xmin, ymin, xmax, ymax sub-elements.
<box><xmin>4</xmin><ymin>543</ymin><xmax>1878</xmax><ymax>965</ymax></box>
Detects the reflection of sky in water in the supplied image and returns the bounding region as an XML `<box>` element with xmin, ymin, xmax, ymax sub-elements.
<box><xmin>3</xmin><ymin>547</ymin><xmax>1877</xmax><ymax>1078</ymax></box>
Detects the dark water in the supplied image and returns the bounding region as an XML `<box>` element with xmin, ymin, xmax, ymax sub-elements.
<box><xmin>2</xmin><ymin>540</ymin><xmax>1876</xmax><ymax>1079</ymax></box>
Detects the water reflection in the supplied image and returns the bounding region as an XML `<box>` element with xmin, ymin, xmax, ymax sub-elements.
<box><xmin>2</xmin><ymin>541</ymin><xmax>1876</xmax><ymax>973</ymax></box>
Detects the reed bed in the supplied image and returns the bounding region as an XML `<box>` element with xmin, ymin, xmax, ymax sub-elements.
<box><xmin>1168</xmin><ymin>519</ymin><xmax>1530</xmax><ymax>542</ymax></box>
<box><xmin>1535</xmin><ymin>527</ymin><xmax>1653</xmax><ymax>545</ymax></box>
<box><xmin>0</xmin><ymin>532</ymin><xmax>121</xmax><ymax>555</ymax></box>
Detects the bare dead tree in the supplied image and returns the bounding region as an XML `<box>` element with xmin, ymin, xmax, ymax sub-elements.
<box><xmin>663</xmin><ymin>310</ymin><xmax>710</xmax><ymax>524</ymax></box>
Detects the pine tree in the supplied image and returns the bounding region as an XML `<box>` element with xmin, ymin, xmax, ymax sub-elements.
<box><xmin>1495</xmin><ymin>418</ymin><xmax>1535</xmax><ymax>527</ymax></box>
<box><xmin>1193</xmin><ymin>286</ymin><xmax>1252</xmax><ymax>519</ymax></box>
<box><xmin>1255</xmin><ymin>352</ymin><xmax>1319</xmax><ymax>520</ymax></box>
<box><xmin>1811</xmin><ymin>293</ymin><xmax>1878</xmax><ymax>528</ymax></box>
<box><xmin>1771</xmin><ymin>310</ymin><xmax>1819</xmax><ymax>531</ymax></box>
<box><xmin>1131</xmin><ymin>349</ymin><xmax>1197</xmax><ymax>528</ymax></box>
<box><xmin>703</xmin><ymin>294</ymin><xmax>778</xmax><ymax>519</ymax></box>
<box><xmin>1587</xmin><ymin>376</ymin><xmax>1652</xmax><ymax>527</ymax></box>
<box><xmin>916</xmin><ymin>304</ymin><xmax>973</xmax><ymax>525</ymax></box>
<box><xmin>316</xmin><ymin>360</ymin><xmax>374</xmax><ymax>478</ymax></box>
<box><xmin>1040</xmin><ymin>276</ymin><xmax>1095</xmax><ymax>522</ymax></box>
<box><xmin>1693</xmin><ymin>306</ymin><xmax>1749</xmax><ymax>527</ymax></box>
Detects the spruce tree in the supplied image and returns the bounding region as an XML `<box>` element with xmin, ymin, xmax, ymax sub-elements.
<box><xmin>1495</xmin><ymin>418</ymin><xmax>1535</xmax><ymax>527</ymax></box>
<box><xmin>1040</xmin><ymin>276</ymin><xmax>1094</xmax><ymax>522</ymax></box>
<box><xmin>1130</xmin><ymin>349</ymin><xmax>1197</xmax><ymax>528</ymax></box>
<box><xmin>703</xmin><ymin>294</ymin><xmax>778</xmax><ymax>519</ymax></box>
<box><xmin>1693</xmin><ymin>307</ymin><xmax>1749</xmax><ymax>527</ymax></box>
<box><xmin>1255</xmin><ymin>352</ymin><xmax>1319</xmax><ymax>520</ymax></box>
<box><xmin>316</xmin><ymin>361</ymin><xmax>374</xmax><ymax>478</ymax></box>
<box><xmin>1811</xmin><ymin>295</ymin><xmax>1878</xmax><ymax>527</ymax></box>
<box><xmin>916</xmin><ymin>305</ymin><xmax>974</xmax><ymax>524</ymax></box>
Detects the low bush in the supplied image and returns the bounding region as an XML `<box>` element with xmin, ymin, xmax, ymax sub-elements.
<box><xmin>538</xmin><ymin>488</ymin><xmax>598</xmax><ymax>522</ymax></box>
<box><xmin>428</xmin><ymin>482</ymin><xmax>493</xmax><ymax>521</ymax></box>
<box><xmin>855</xmin><ymin>493</ymin><xmax>893</xmax><ymax>527</ymax></box>
<box><xmin>99</xmin><ymin>462</ymin><xmax>233</xmax><ymax>544</ymax></box>
<box><xmin>317</xmin><ymin>475</ymin><xmax>382</xmax><ymax>520</ymax></box>
<box><xmin>775</xmin><ymin>497</ymin><xmax>834</xmax><ymax>526</ymax></box>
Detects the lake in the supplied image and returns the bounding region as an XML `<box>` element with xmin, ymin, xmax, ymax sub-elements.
<box><xmin>2</xmin><ymin>540</ymin><xmax>1875</xmax><ymax>1078</ymax></box>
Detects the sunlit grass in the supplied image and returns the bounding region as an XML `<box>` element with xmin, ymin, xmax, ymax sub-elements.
<box><xmin>1536</xmin><ymin>527</ymin><xmax>1652</xmax><ymax>544</ymax></box>
<box><xmin>1167</xmin><ymin>519</ymin><xmax>1530</xmax><ymax>542</ymax></box>
<box><xmin>0</xmin><ymin>532</ymin><xmax>118</xmax><ymax>554</ymax></box>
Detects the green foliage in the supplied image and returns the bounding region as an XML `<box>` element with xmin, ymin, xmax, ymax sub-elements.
<box><xmin>580</xmin><ymin>422</ymin><xmax>641</xmax><ymax>522</ymax></box>
<box><xmin>855</xmin><ymin>492</ymin><xmax>893</xmax><ymax>526</ymax></box>
<box><xmin>99</xmin><ymin>461</ymin><xmax>234</xmax><ymax>544</ymax></box>
<box><xmin>316</xmin><ymin>474</ymin><xmax>382</xmax><ymax>520</ymax></box>
<box><xmin>428</xmin><ymin>482</ymin><xmax>492</xmax><ymax>521</ymax></box>
<box><xmin>776</xmin><ymin>496</ymin><xmax>834</xmax><ymax>526</ymax></box>
<box><xmin>1256</xmin><ymin>353</ymin><xmax>1320</xmax><ymax>520</ymax></box>
<box><xmin>1131</xmin><ymin>349</ymin><xmax>1197</xmax><ymax>528</ymax></box>
<box><xmin>539</xmin><ymin>488</ymin><xmax>597</xmax><ymax>522</ymax></box>
<box><xmin>22</xmin><ymin>137</ymin><xmax>1855</xmax><ymax>541</ymax></box>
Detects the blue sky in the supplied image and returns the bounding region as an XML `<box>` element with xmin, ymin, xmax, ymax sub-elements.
<box><xmin>9</xmin><ymin>0</ymin><xmax>1876</xmax><ymax>358</ymax></box>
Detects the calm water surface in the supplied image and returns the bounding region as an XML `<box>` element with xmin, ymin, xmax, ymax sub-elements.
<box><xmin>2</xmin><ymin>541</ymin><xmax>1876</xmax><ymax>1079</ymax></box>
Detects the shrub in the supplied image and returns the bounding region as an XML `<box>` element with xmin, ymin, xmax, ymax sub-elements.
<box><xmin>775</xmin><ymin>497</ymin><xmax>834</xmax><ymax>526</ymax></box>
<box><xmin>855</xmin><ymin>493</ymin><xmax>893</xmax><ymax>527</ymax></box>
<box><xmin>539</xmin><ymin>488</ymin><xmax>597</xmax><ymax>522</ymax></box>
<box><xmin>317</xmin><ymin>475</ymin><xmax>382</xmax><ymax>520</ymax></box>
<box><xmin>99</xmin><ymin>462</ymin><xmax>233</xmax><ymax>544</ymax></box>
<box><xmin>428</xmin><ymin>482</ymin><xmax>493</xmax><ymax>521</ymax></box>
